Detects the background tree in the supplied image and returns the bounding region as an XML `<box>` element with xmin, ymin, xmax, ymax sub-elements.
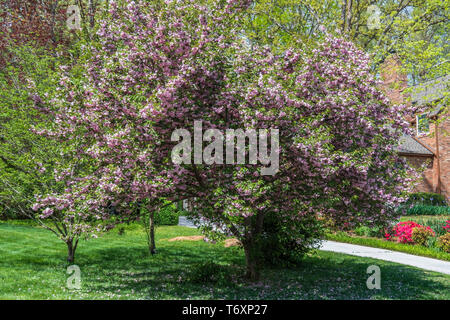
<box><xmin>0</xmin><ymin>44</ymin><xmax>61</xmax><ymax>219</ymax></box>
<box><xmin>0</xmin><ymin>0</ymin><xmax>111</xmax><ymax>262</ymax></box>
<box><xmin>0</xmin><ymin>0</ymin><xmax>110</xmax><ymax>220</ymax></box>
<box><xmin>245</xmin><ymin>0</ymin><xmax>449</xmax><ymax>81</ymax></box>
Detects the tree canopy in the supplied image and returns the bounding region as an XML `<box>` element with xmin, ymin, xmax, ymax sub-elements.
<box><xmin>29</xmin><ymin>0</ymin><xmax>418</xmax><ymax>278</ymax></box>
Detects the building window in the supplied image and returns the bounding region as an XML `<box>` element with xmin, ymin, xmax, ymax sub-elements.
<box><xmin>416</xmin><ymin>113</ymin><xmax>430</xmax><ymax>136</ymax></box>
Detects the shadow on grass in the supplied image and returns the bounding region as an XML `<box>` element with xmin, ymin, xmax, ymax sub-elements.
<box><xmin>72</xmin><ymin>244</ymin><xmax>450</xmax><ymax>300</ymax></box>
<box><xmin>1</xmin><ymin>223</ymin><xmax>447</xmax><ymax>299</ymax></box>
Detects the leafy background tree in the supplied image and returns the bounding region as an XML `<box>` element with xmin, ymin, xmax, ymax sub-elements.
<box><xmin>245</xmin><ymin>0</ymin><xmax>449</xmax><ymax>81</ymax></box>
<box><xmin>0</xmin><ymin>0</ymin><xmax>109</xmax><ymax>261</ymax></box>
<box><xmin>0</xmin><ymin>45</ymin><xmax>61</xmax><ymax>219</ymax></box>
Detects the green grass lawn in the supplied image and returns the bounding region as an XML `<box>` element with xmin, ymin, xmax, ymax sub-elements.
<box><xmin>0</xmin><ymin>221</ymin><xmax>449</xmax><ymax>300</ymax></box>
<box><xmin>400</xmin><ymin>215</ymin><xmax>449</xmax><ymax>221</ymax></box>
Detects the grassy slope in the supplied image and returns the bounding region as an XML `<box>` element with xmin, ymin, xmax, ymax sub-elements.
<box><xmin>0</xmin><ymin>222</ymin><xmax>449</xmax><ymax>300</ymax></box>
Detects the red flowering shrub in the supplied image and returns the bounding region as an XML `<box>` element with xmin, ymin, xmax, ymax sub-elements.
<box><xmin>386</xmin><ymin>221</ymin><xmax>435</xmax><ymax>244</ymax></box>
<box><xmin>443</xmin><ymin>220</ymin><xmax>450</xmax><ymax>233</ymax></box>
<box><xmin>392</xmin><ymin>221</ymin><xmax>419</xmax><ymax>243</ymax></box>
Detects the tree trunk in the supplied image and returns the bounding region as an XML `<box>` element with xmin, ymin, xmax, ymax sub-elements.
<box><xmin>242</xmin><ymin>213</ymin><xmax>265</xmax><ymax>281</ymax></box>
<box><xmin>66</xmin><ymin>238</ymin><xmax>76</xmax><ymax>263</ymax></box>
<box><xmin>243</xmin><ymin>242</ymin><xmax>260</xmax><ymax>281</ymax></box>
<box><xmin>88</xmin><ymin>0</ymin><xmax>96</xmax><ymax>28</ymax></box>
<box><xmin>149</xmin><ymin>211</ymin><xmax>156</xmax><ymax>255</ymax></box>
<box><xmin>345</xmin><ymin>0</ymin><xmax>353</xmax><ymax>33</ymax></box>
<box><xmin>341</xmin><ymin>0</ymin><xmax>347</xmax><ymax>33</ymax></box>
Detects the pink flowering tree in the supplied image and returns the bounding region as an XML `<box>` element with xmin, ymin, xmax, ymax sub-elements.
<box><xmin>32</xmin><ymin>181</ymin><xmax>113</xmax><ymax>263</ymax></box>
<box><xmin>35</xmin><ymin>0</ymin><xmax>417</xmax><ymax>277</ymax></box>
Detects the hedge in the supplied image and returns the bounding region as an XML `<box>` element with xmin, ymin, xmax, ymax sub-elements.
<box><xmin>154</xmin><ymin>204</ymin><xmax>183</xmax><ymax>226</ymax></box>
<box><xmin>405</xmin><ymin>205</ymin><xmax>450</xmax><ymax>216</ymax></box>
<box><xmin>404</xmin><ymin>192</ymin><xmax>447</xmax><ymax>207</ymax></box>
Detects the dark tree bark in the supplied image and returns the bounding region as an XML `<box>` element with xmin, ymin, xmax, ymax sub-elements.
<box><xmin>345</xmin><ymin>0</ymin><xmax>353</xmax><ymax>33</ymax></box>
<box><xmin>242</xmin><ymin>213</ymin><xmax>265</xmax><ymax>281</ymax></box>
<box><xmin>341</xmin><ymin>0</ymin><xmax>347</xmax><ymax>33</ymax></box>
<box><xmin>149</xmin><ymin>211</ymin><xmax>156</xmax><ymax>255</ymax></box>
<box><xmin>66</xmin><ymin>238</ymin><xmax>78</xmax><ymax>263</ymax></box>
<box><xmin>243</xmin><ymin>241</ymin><xmax>260</xmax><ymax>280</ymax></box>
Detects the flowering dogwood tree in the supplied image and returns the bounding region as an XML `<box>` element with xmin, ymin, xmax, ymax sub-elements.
<box><xmin>35</xmin><ymin>0</ymin><xmax>417</xmax><ymax>277</ymax></box>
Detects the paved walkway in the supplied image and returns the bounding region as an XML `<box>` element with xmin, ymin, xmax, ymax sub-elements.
<box><xmin>320</xmin><ymin>240</ymin><xmax>450</xmax><ymax>275</ymax></box>
<box><xmin>178</xmin><ymin>216</ymin><xmax>197</xmax><ymax>228</ymax></box>
<box><xmin>178</xmin><ymin>216</ymin><xmax>450</xmax><ymax>275</ymax></box>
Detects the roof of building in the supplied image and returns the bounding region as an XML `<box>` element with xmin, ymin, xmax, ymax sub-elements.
<box><xmin>397</xmin><ymin>133</ymin><xmax>434</xmax><ymax>156</ymax></box>
<box><xmin>395</xmin><ymin>75</ymin><xmax>448</xmax><ymax>156</ymax></box>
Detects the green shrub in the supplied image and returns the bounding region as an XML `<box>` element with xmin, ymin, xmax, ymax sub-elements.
<box><xmin>154</xmin><ymin>204</ymin><xmax>182</xmax><ymax>225</ymax></box>
<box><xmin>405</xmin><ymin>192</ymin><xmax>447</xmax><ymax>207</ymax></box>
<box><xmin>354</xmin><ymin>225</ymin><xmax>385</xmax><ymax>238</ymax></box>
<box><xmin>427</xmin><ymin>236</ymin><xmax>437</xmax><ymax>249</ymax></box>
<box><xmin>139</xmin><ymin>201</ymin><xmax>183</xmax><ymax>226</ymax></box>
<box><xmin>258</xmin><ymin>212</ymin><xmax>323</xmax><ymax>267</ymax></box>
<box><xmin>437</xmin><ymin>233</ymin><xmax>450</xmax><ymax>253</ymax></box>
<box><xmin>424</xmin><ymin>219</ymin><xmax>449</xmax><ymax>237</ymax></box>
<box><xmin>411</xmin><ymin>227</ymin><xmax>435</xmax><ymax>246</ymax></box>
<box><xmin>405</xmin><ymin>205</ymin><xmax>450</xmax><ymax>216</ymax></box>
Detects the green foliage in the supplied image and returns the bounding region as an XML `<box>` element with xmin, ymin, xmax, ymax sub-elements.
<box><xmin>398</xmin><ymin>192</ymin><xmax>450</xmax><ymax>216</ymax></box>
<box><xmin>405</xmin><ymin>205</ymin><xmax>450</xmax><ymax>216</ymax></box>
<box><xmin>354</xmin><ymin>225</ymin><xmax>385</xmax><ymax>238</ymax></box>
<box><xmin>427</xmin><ymin>236</ymin><xmax>438</xmax><ymax>249</ymax></box>
<box><xmin>244</xmin><ymin>0</ymin><xmax>338</xmax><ymax>52</ymax></box>
<box><xmin>411</xmin><ymin>227</ymin><xmax>435</xmax><ymax>246</ymax></box>
<box><xmin>398</xmin><ymin>192</ymin><xmax>448</xmax><ymax>217</ymax></box>
<box><xmin>437</xmin><ymin>233</ymin><xmax>450</xmax><ymax>253</ymax></box>
<box><xmin>0</xmin><ymin>45</ymin><xmax>63</xmax><ymax>219</ymax></box>
<box><xmin>245</xmin><ymin>0</ymin><xmax>449</xmax><ymax>82</ymax></box>
<box><xmin>405</xmin><ymin>192</ymin><xmax>447</xmax><ymax>206</ymax></box>
<box><xmin>139</xmin><ymin>201</ymin><xmax>183</xmax><ymax>226</ymax></box>
<box><xmin>154</xmin><ymin>204</ymin><xmax>182</xmax><ymax>226</ymax></box>
<box><xmin>258</xmin><ymin>212</ymin><xmax>324</xmax><ymax>267</ymax></box>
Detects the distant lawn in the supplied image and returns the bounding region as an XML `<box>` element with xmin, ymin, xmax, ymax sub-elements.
<box><xmin>0</xmin><ymin>222</ymin><xmax>449</xmax><ymax>300</ymax></box>
<box><xmin>400</xmin><ymin>215</ymin><xmax>449</xmax><ymax>221</ymax></box>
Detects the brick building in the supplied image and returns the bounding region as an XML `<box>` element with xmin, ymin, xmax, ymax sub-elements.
<box><xmin>380</xmin><ymin>56</ymin><xmax>449</xmax><ymax>201</ymax></box>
